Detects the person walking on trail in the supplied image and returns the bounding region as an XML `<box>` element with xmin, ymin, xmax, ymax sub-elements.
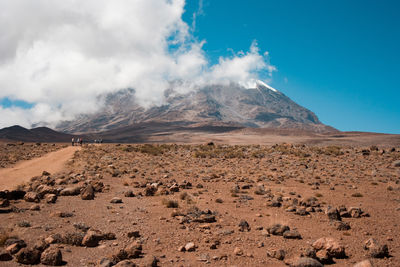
<box><xmin>71</xmin><ymin>137</ymin><xmax>74</xmax><ymax>146</ymax></box>
<box><xmin>79</xmin><ymin>138</ymin><xmax>83</xmax><ymax>146</ymax></box>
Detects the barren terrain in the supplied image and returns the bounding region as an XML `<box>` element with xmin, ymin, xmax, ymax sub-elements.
<box><xmin>0</xmin><ymin>139</ymin><xmax>400</xmax><ymax>267</ymax></box>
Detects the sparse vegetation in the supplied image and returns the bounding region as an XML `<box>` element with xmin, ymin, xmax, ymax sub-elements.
<box><xmin>162</xmin><ymin>199</ymin><xmax>179</xmax><ymax>208</ymax></box>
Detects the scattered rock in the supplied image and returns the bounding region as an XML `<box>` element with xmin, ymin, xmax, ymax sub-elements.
<box><xmin>312</xmin><ymin>237</ymin><xmax>346</xmax><ymax>259</ymax></box>
<box><xmin>81</xmin><ymin>185</ymin><xmax>95</xmax><ymax>200</ymax></box>
<box><xmin>353</xmin><ymin>259</ymin><xmax>374</xmax><ymax>267</ymax></box>
<box><xmin>114</xmin><ymin>260</ymin><xmax>137</xmax><ymax>267</ymax></box>
<box><xmin>40</xmin><ymin>246</ymin><xmax>63</xmax><ymax>266</ymax></box>
<box><xmin>124</xmin><ymin>190</ymin><xmax>135</xmax><ymax>197</ymax></box>
<box><xmin>267</xmin><ymin>249</ymin><xmax>285</xmax><ymax>260</ymax></box>
<box><xmin>82</xmin><ymin>230</ymin><xmax>103</xmax><ymax>247</ymax></box>
<box><xmin>60</xmin><ymin>186</ymin><xmax>81</xmax><ymax>196</ymax></box>
<box><xmin>326</xmin><ymin>206</ymin><xmax>341</xmax><ymax>221</ymax></box>
<box><xmin>233</xmin><ymin>247</ymin><xmax>243</xmax><ymax>256</ymax></box>
<box><xmin>283</xmin><ymin>230</ymin><xmax>302</xmax><ymax>239</ymax></box>
<box><xmin>110</xmin><ymin>197</ymin><xmax>123</xmax><ymax>204</ymax></box>
<box><xmin>15</xmin><ymin>247</ymin><xmax>41</xmax><ymax>265</ymax></box>
<box><xmin>267</xmin><ymin>223</ymin><xmax>290</xmax><ymax>236</ymax></box>
<box><xmin>185</xmin><ymin>242</ymin><xmax>196</xmax><ymax>252</ymax></box>
<box><xmin>393</xmin><ymin>160</ymin><xmax>400</xmax><ymax>167</ymax></box>
<box><xmin>334</xmin><ymin>221</ymin><xmax>351</xmax><ymax>231</ymax></box>
<box><xmin>45</xmin><ymin>194</ymin><xmax>57</xmax><ymax>203</ymax></box>
<box><xmin>124</xmin><ymin>240</ymin><xmax>142</xmax><ymax>258</ymax></box>
<box><xmin>127</xmin><ymin>231</ymin><xmax>140</xmax><ymax>238</ymax></box>
<box><xmin>290</xmin><ymin>257</ymin><xmax>323</xmax><ymax>267</ymax></box>
<box><xmin>0</xmin><ymin>249</ymin><xmax>13</xmax><ymax>261</ymax></box>
<box><xmin>364</xmin><ymin>238</ymin><xmax>389</xmax><ymax>258</ymax></box>
<box><xmin>238</xmin><ymin>219</ymin><xmax>251</xmax><ymax>232</ymax></box>
<box><xmin>24</xmin><ymin>191</ymin><xmax>40</xmax><ymax>202</ymax></box>
<box><xmin>0</xmin><ymin>199</ymin><xmax>9</xmax><ymax>207</ymax></box>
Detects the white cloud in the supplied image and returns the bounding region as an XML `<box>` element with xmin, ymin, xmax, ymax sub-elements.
<box><xmin>0</xmin><ymin>0</ymin><xmax>275</xmax><ymax>128</ymax></box>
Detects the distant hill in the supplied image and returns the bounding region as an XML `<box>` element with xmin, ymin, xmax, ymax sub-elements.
<box><xmin>0</xmin><ymin>125</ymin><xmax>73</xmax><ymax>142</ymax></box>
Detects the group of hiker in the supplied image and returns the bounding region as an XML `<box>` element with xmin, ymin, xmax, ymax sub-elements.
<box><xmin>71</xmin><ymin>137</ymin><xmax>83</xmax><ymax>146</ymax></box>
<box><xmin>71</xmin><ymin>137</ymin><xmax>103</xmax><ymax>146</ymax></box>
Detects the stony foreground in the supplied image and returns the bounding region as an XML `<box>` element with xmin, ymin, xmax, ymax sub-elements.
<box><xmin>1</xmin><ymin>143</ymin><xmax>400</xmax><ymax>266</ymax></box>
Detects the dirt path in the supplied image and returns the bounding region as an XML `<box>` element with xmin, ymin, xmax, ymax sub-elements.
<box><xmin>0</xmin><ymin>146</ymin><xmax>80</xmax><ymax>190</ymax></box>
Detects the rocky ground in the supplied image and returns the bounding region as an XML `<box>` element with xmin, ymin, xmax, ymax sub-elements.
<box><xmin>0</xmin><ymin>142</ymin><xmax>65</xmax><ymax>168</ymax></box>
<box><xmin>1</xmin><ymin>143</ymin><xmax>400</xmax><ymax>266</ymax></box>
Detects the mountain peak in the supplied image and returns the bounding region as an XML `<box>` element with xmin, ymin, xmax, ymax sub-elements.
<box><xmin>56</xmin><ymin>81</ymin><xmax>335</xmax><ymax>134</ymax></box>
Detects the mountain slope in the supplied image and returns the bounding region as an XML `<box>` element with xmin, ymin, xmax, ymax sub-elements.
<box><xmin>0</xmin><ymin>125</ymin><xmax>73</xmax><ymax>142</ymax></box>
<box><xmin>56</xmin><ymin>81</ymin><xmax>336</xmax><ymax>134</ymax></box>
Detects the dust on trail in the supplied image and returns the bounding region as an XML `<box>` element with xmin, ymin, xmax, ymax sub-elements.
<box><xmin>0</xmin><ymin>146</ymin><xmax>80</xmax><ymax>190</ymax></box>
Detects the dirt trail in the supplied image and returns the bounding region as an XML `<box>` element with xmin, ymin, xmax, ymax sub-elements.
<box><xmin>0</xmin><ymin>146</ymin><xmax>80</xmax><ymax>190</ymax></box>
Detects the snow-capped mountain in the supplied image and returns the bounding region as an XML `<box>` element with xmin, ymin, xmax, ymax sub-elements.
<box><xmin>56</xmin><ymin>81</ymin><xmax>335</xmax><ymax>134</ymax></box>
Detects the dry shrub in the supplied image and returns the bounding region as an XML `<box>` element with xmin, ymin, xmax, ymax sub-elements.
<box><xmin>162</xmin><ymin>199</ymin><xmax>179</xmax><ymax>208</ymax></box>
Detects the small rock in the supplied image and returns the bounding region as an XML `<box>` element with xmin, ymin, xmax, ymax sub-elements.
<box><xmin>312</xmin><ymin>237</ymin><xmax>346</xmax><ymax>259</ymax></box>
<box><xmin>283</xmin><ymin>230</ymin><xmax>302</xmax><ymax>239</ymax></box>
<box><xmin>267</xmin><ymin>223</ymin><xmax>290</xmax><ymax>236</ymax></box>
<box><xmin>353</xmin><ymin>259</ymin><xmax>374</xmax><ymax>267</ymax></box>
<box><xmin>81</xmin><ymin>185</ymin><xmax>95</xmax><ymax>200</ymax></box>
<box><xmin>238</xmin><ymin>219</ymin><xmax>250</xmax><ymax>232</ymax></box>
<box><xmin>393</xmin><ymin>160</ymin><xmax>400</xmax><ymax>167</ymax></box>
<box><xmin>40</xmin><ymin>246</ymin><xmax>63</xmax><ymax>266</ymax></box>
<box><xmin>0</xmin><ymin>199</ymin><xmax>9</xmax><ymax>207</ymax></box>
<box><xmin>145</xmin><ymin>255</ymin><xmax>159</xmax><ymax>266</ymax></box>
<box><xmin>124</xmin><ymin>190</ymin><xmax>135</xmax><ymax>197</ymax></box>
<box><xmin>60</xmin><ymin>186</ymin><xmax>81</xmax><ymax>196</ymax></box>
<box><xmin>45</xmin><ymin>194</ymin><xmax>57</xmax><ymax>203</ymax></box>
<box><xmin>185</xmin><ymin>242</ymin><xmax>195</xmax><ymax>252</ymax></box>
<box><xmin>326</xmin><ymin>206</ymin><xmax>341</xmax><ymax>221</ymax></box>
<box><xmin>30</xmin><ymin>204</ymin><xmax>41</xmax><ymax>211</ymax></box>
<box><xmin>233</xmin><ymin>247</ymin><xmax>243</xmax><ymax>256</ymax></box>
<box><xmin>266</xmin><ymin>249</ymin><xmax>285</xmax><ymax>260</ymax></box>
<box><xmin>82</xmin><ymin>230</ymin><xmax>103</xmax><ymax>247</ymax></box>
<box><xmin>290</xmin><ymin>257</ymin><xmax>323</xmax><ymax>267</ymax></box>
<box><xmin>15</xmin><ymin>247</ymin><xmax>41</xmax><ymax>265</ymax></box>
<box><xmin>364</xmin><ymin>238</ymin><xmax>389</xmax><ymax>258</ymax></box>
<box><xmin>24</xmin><ymin>192</ymin><xmax>40</xmax><ymax>202</ymax></box>
<box><xmin>127</xmin><ymin>231</ymin><xmax>140</xmax><ymax>238</ymax></box>
<box><xmin>334</xmin><ymin>221</ymin><xmax>351</xmax><ymax>231</ymax></box>
<box><xmin>0</xmin><ymin>248</ymin><xmax>13</xmax><ymax>261</ymax></box>
<box><xmin>316</xmin><ymin>249</ymin><xmax>332</xmax><ymax>264</ymax></box>
<box><xmin>110</xmin><ymin>197</ymin><xmax>123</xmax><ymax>204</ymax></box>
<box><xmin>124</xmin><ymin>240</ymin><xmax>142</xmax><ymax>258</ymax></box>
<box><xmin>114</xmin><ymin>260</ymin><xmax>137</xmax><ymax>267</ymax></box>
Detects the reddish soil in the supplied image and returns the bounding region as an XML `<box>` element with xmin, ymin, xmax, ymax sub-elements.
<box><xmin>0</xmin><ymin>139</ymin><xmax>400</xmax><ymax>267</ymax></box>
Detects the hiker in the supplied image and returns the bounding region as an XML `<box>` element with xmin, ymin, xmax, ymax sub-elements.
<box><xmin>79</xmin><ymin>138</ymin><xmax>83</xmax><ymax>146</ymax></box>
<box><xmin>71</xmin><ymin>137</ymin><xmax>74</xmax><ymax>146</ymax></box>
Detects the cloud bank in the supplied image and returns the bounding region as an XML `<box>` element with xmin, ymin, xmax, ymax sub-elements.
<box><xmin>0</xmin><ymin>0</ymin><xmax>275</xmax><ymax>128</ymax></box>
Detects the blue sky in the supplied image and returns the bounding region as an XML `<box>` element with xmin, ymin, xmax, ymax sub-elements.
<box><xmin>183</xmin><ymin>0</ymin><xmax>400</xmax><ymax>134</ymax></box>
